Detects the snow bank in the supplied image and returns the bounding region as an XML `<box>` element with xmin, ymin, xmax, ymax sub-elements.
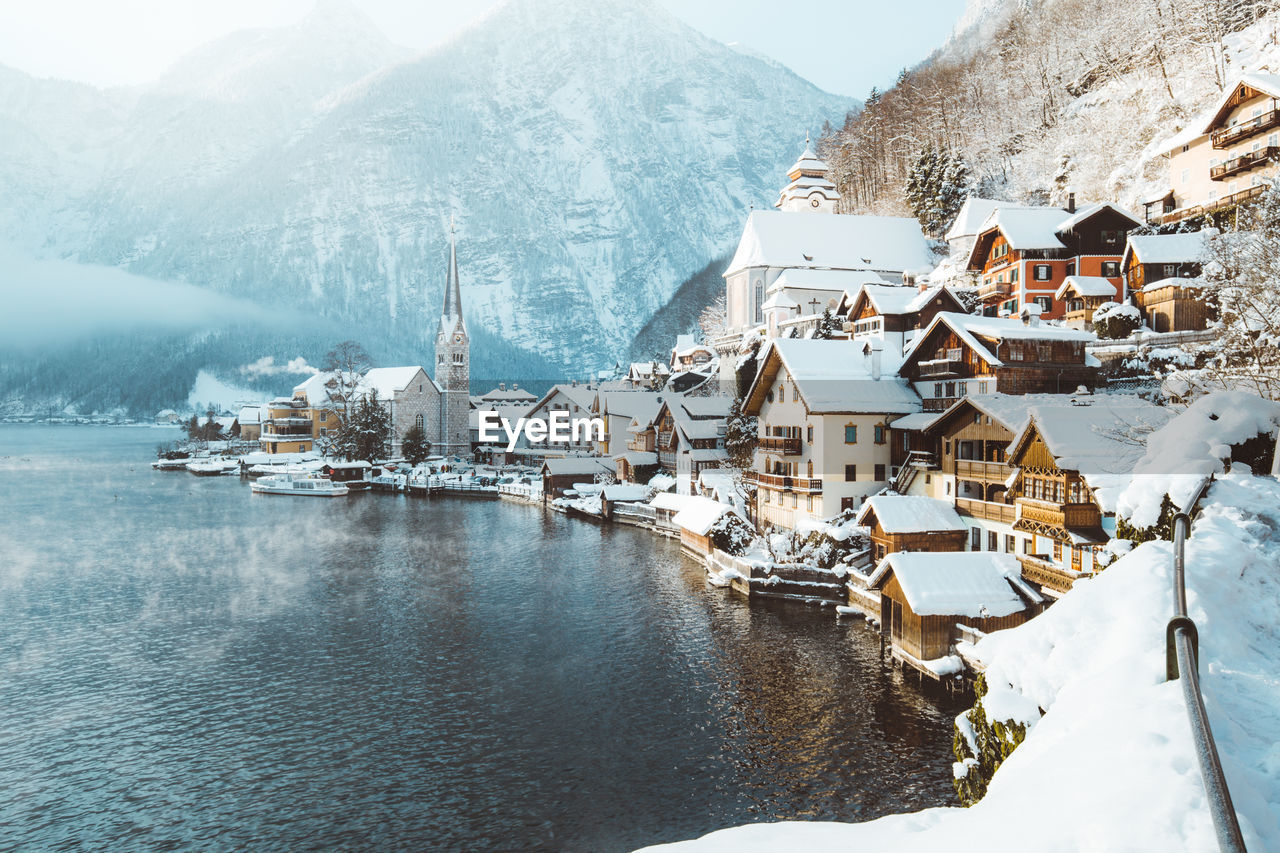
<box><xmin>640</xmin><ymin>471</ymin><xmax>1280</xmax><ymax>852</ymax></box>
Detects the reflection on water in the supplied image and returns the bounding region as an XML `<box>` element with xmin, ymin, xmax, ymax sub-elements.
<box><xmin>0</xmin><ymin>425</ymin><xmax>961</xmax><ymax>851</ymax></box>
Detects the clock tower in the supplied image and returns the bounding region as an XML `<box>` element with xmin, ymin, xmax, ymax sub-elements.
<box><xmin>776</xmin><ymin>135</ymin><xmax>841</xmax><ymax>213</ymax></box>
<box><xmin>435</xmin><ymin>218</ymin><xmax>470</xmax><ymax>458</ymax></box>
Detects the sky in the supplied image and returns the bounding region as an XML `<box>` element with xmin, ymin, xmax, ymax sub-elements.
<box><xmin>0</xmin><ymin>0</ymin><xmax>968</xmax><ymax>97</ymax></box>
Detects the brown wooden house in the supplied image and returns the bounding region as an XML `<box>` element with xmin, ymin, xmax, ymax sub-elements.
<box><xmin>855</xmin><ymin>495</ymin><xmax>968</xmax><ymax>561</ymax></box>
<box><xmin>1122</xmin><ymin>233</ymin><xmax>1213</xmax><ymax>333</ymax></box>
<box><xmin>966</xmin><ymin>201</ymin><xmax>1140</xmax><ymax>319</ymax></box>
<box><xmin>868</xmin><ymin>552</ymin><xmax>1042</xmax><ymax>663</ymax></box>
<box><xmin>841</xmin><ymin>283</ymin><xmax>968</xmax><ymax>354</ymax></box>
<box><xmin>899</xmin><ymin>311</ymin><xmax>1097</xmax><ymax>412</ymax></box>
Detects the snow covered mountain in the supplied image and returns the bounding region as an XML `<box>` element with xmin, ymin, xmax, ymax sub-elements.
<box><xmin>1</xmin><ymin>0</ymin><xmax>855</xmax><ymax>385</ymax></box>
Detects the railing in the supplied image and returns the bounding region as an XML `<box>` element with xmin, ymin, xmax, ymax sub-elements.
<box><xmin>1165</xmin><ymin>479</ymin><xmax>1246</xmax><ymax>852</ymax></box>
<box><xmin>919</xmin><ymin>358</ymin><xmax>966</xmax><ymax>378</ymax></box>
<box><xmin>978</xmin><ymin>280</ymin><xmax>1013</xmax><ymax>300</ymax></box>
<box><xmin>1209</xmin><ymin>145</ymin><xmax>1278</xmax><ymax>180</ymax></box>
<box><xmin>955</xmin><ymin>459</ymin><xmax>1008</xmax><ymax>482</ymax></box>
<box><xmin>1212</xmin><ymin>107</ymin><xmax>1280</xmax><ymax>148</ymax></box>
<box><xmin>759</xmin><ymin>436</ymin><xmax>802</xmax><ymax>455</ymax></box>
<box><xmin>956</xmin><ymin>498</ymin><xmax>1016</xmax><ymax>524</ymax></box>
<box><xmin>1161</xmin><ymin>184</ymin><xmax>1267</xmax><ymax>225</ymax></box>
<box><xmin>1016</xmin><ymin>497</ymin><xmax>1101</xmax><ymax>530</ymax></box>
<box><xmin>743</xmin><ymin>470</ymin><xmax>823</xmax><ymax>493</ymax></box>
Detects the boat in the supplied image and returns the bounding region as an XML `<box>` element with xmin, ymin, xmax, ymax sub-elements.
<box><xmin>151</xmin><ymin>458</ymin><xmax>191</xmax><ymax>470</ymax></box>
<box><xmin>251</xmin><ymin>473</ymin><xmax>349</xmax><ymax>497</ymax></box>
<box><xmin>186</xmin><ymin>459</ymin><xmax>240</xmax><ymax>476</ymax></box>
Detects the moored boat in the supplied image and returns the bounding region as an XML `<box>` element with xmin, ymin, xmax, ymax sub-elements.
<box><xmin>186</xmin><ymin>459</ymin><xmax>240</xmax><ymax>476</ymax></box>
<box><xmin>151</xmin><ymin>458</ymin><xmax>191</xmax><ymax>470</ymax></box>
<box><xmin>251</xmin><ymin>473</ymin><xmax>349</xmax><ymax>497</ymax></box>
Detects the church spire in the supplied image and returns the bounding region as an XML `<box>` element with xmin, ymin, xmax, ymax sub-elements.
<box><xmin>442</xmin><ymin>214</ymin><xmax>464</xmax><ymax>330</ymax></box>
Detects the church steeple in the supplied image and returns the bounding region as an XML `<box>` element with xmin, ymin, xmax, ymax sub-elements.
<box><xmin>776</xmin><ymin>134</ymin><xmax>840</xmax><ymax>213</ymax></box>
<box><xmin>435</xmin><ymin>215</ymin><xmax>470</xmax><ymax>458</ymax></box>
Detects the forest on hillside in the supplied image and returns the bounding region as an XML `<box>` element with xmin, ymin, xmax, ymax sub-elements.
<box><xmin>821</xmin><ymin>0</ymin><xmax>1277</xmax><ymax>229</ymax></box>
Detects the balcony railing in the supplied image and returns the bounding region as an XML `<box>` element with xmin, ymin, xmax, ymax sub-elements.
<box><xmin>1017</xmin><ymin>554</ymin><xmax>1084</xmax><ymax>595</ymax></box>
<box><xmin>1016</xmin><ymin>497</ymin><xmax>1101</xmax><ymax>530</ymax></box>
<box><xmin>744</xmin><ymin>470</ymin><xmax>823</xmax><ymax>493</ymax></box>
<box><xmin>955</xmin><ymin>459</ymin><xmax>1009</xmax><ymax>482</ymax></box>
<box><xmin>956</xmin><ymin>498</ymin><xmax>1016</xmax><ymax>524</ymax></box>
<box><xmin>919</xmin><ymin>358</ymin><xmax>966</xmax><ymax>378</ymax></box>
<box><xmin>1209</xmin><ymin>146</ymin><xmax>1279</xmax><ymax>180</ymax></box>
<box><xmin>759</xmin><ymin>436</ymin><xmax>802</xmax><ymax>455</ymax></box>
<box><xmin>1212</xmin><ymin>108</ymin><xmax>1280</xmax><ymax>148</ymax></box>
<box><xmin>1161</xmin><ymin>183</ymin><xmax>1268</xmax><ymax>225</ymax></box>
<box><xmin>978</xmin><ymin>280</ymin><xmax>1013</xmax><ymax>301</ymax></box>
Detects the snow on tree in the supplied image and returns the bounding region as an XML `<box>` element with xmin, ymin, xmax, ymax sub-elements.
<box><xmin>905</xmin><ymin>145</ymin><xmax>971</xmax><ymax>236</ymax></box>
<box><xmin>698</xmin><ymin>292</ymin><xmax>728</xmax><ymax>342</ymax></box>
<box><xmin>401</xmin><ymin>423</ymin><xmax>432</xmax><ymax>467</ymax></box>
<box><xmin>333</xmin><ymin>391</ymin><xmax>390</xmax><ymax>462</ymax></box>
<box><xmin>813</xmin><ymin>307</ymin><xmax>842</xmax><ymax>339</ymax></box>
<box><xmin>1091</xmin><ymin>301</ymin><xmax>1142</xmax><ymax>339</ymax></box>
<box><xmin>724</xmin><ymin>394</ymin><xmax>758</xmax><ymax>469</ymax></box>
<box><xmin>321</xmin><ymin>340</ymin><xmax>373</xmax><ymax>426</ymax></box>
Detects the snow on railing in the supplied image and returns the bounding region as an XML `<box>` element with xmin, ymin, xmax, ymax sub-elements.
<box><xmin>1166</xmin><ymin>478</ymin><xmax>1246</xmax><ymax>853</ymax></box>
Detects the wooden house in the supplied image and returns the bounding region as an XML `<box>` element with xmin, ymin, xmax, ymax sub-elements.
<box><xmin>1004</xmin><ymin>396</ymin><xmax>1172</xmax><ymax>596</ymax></box>
<box><xmin>1122</xmin><ymin>233</ymin><xmax>1212</xmax><ymax>333</ymax></box>
<box><xmin>1055</xmin><ymin>276</ymin><xmax>1120</xmax><ymax>330</ymax></box>
<box><xmin>899</xmin><ymin>312</ymin><xmax>1097</xmax><ymax>413</ymax></box>
<box><xmin>671</xmin><ymin>496</ymin><xmax>744</xmax><ymax>558</ymax></box>
<box><xmin>869</xmin><ymin>552</ymin><xmax>1042</xmax><ymax>665</ymax></box>
<box><xmin>539</xmin><ymin>457</ymin><xmax>615</xmax><ymax>500</ymax></box>
<box><xmin>841</xmin><ymin>282</ymin><xmax>968</xmax><ymax>354</ymax></box>
<box><xmin>855</xmin><ymin>495</ymin><xmax>967</xmax><ymax>561</ymax></box>
<box><xmin>965</xmin><ymin>200</ymin><xmax>1141</xmax><ymax>319</ymax></box>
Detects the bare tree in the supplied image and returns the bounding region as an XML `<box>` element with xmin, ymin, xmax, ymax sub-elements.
<box><xmin>698</xmin><ymin>292</ymin><xmax>728</xmax><ymax>342</ymax></box>
<box><xmin>321</xmin><ymin>340</ymin><xmax>374</xmax><ymax>426</ymax></box>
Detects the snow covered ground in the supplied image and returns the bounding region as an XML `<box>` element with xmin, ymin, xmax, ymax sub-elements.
<box><xmin>640</xmin><ymin>471</ymin><xmax>1280</xmax><ymax>851</ymax></box>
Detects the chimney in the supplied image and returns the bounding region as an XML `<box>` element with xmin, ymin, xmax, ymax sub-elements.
<box><xmin>1066</xmin><ymin>186</ymin><xmax>1076</xmax><ymax>214</ymax></box>
<box><xmin>499</xmin><ymin>382</ymin><xmax>506</xmax><ymax>391</ymax></box>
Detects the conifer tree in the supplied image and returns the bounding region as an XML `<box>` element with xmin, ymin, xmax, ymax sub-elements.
<box><xmin>401</xmin><ymin>423</ymin><xmax>432</xmax><ymax>466</ymax></box>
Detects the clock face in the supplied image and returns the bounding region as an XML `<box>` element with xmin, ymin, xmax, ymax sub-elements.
<box><xmin>453</xmin><ymin>335</ymin><xmax>463</xmax><ymax>343</ymax></box>
<box><xmin>810</xmin><ymin>196</ymin><xmax>821</xmax><ymax>208</ymax></box>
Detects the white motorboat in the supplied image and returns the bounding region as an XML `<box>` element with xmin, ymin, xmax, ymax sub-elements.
<box><xmin>251</xmin><ymin>473</ymin><xmax>349</xmax><ymax>497</ymax></box>
<box><xmin>186</xmin><ymin>459</ymin><xmax>240</xmax><ymax>476</ymax></box>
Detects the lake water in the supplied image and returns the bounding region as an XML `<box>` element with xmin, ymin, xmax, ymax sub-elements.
<box><xmin>0</xmin><ymin>425</ymin><xmax>961</xmax><ymax>851</ymax></box>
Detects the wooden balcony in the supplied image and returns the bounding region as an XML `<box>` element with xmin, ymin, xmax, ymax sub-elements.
<box><xmin>955</xmin><ymin>459</ymin><xmax>1009</xmax><ymax>483</ymax></box>
<box><xmin>1210</xmin><ymin>146</ymin><xmax>1279</xmax><ymax>180</ymax></box>
<box><xmin>978</xmin><ymin>280</ymin><xmax>1013</xmax><ymax>301</ymax></box>
<box><xmin>744</xmin><ymin>470</ymin><xmax>823</xmax><ymax>493</ymax></box>
<box><xmin>1161</xmin><ymin>184</ymin><xmax>1267</xmax><ymax>225</ymax></box>
<box><xmin>1018</xmin><ymin>554</ymin><xmax>1084</xmax><ymax>595</ymax></box>
<box><xmin>956</xmin><ymin>498</ymin><xmax>1016</xmax><ymax>524</ymax></box>
<box><xmin>1015</xmin><ymin>498</ymin><xmax>1101</xmax><ymax>530</ymax></box>
<box><xmin>759</xmin><ymin>436</ymin><xmax>802</xmax><ymax>455</ymax></box>
<box><xmin>919</xmin><ymin>357</ymin><xmax>967</xmax><ymax>378</ymax></box>
<box><xmin>1212</xmin><ymin>108</ymin><xmax>1280</xmax><ymax>148</ymax></box>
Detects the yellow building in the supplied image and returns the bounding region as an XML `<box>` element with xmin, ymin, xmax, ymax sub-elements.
<box><xmin>1149</xmin><ymin>74</ymin><xmax>1280</xmax><ymax>226</ymax></box>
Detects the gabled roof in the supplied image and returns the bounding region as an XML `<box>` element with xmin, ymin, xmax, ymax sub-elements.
<box><xmin>867</xmin><ymin>552</ymin><xmax>1041</xmax><ymax>617</ymax></box>
<box><xmin>925</xmin><ymin>392</ymin><xmax>1077</xmax><ymax>436</ymax></box>
<box><xmin>1055</xmin><ymin>276</ymin><xmax>1118</xmax><ymax>299</ymax></box>
<box><xmin>594</xmin><ymin>390</ymin><xmax>665</xmax><ymax>419</ymax></box>
<box><xmin>530</xmin><ymin>383</ymin><xmax>598</xmax><ymax>415</ymax></box>
<box><xmin>360</xmin><ymin>366</ymin><xmax>433</xmax><ymax>400</ymax></box>
<box><xmin>744</xmin><ymin>338</ymin><xmax>921</xmax><ymax>416</ymax></box>
<box><xmin>903</xmin><ymin>312</ymin><xmax>1095</xmax><ymax>370</ymax></box>
<box><xmin>726</xmin><ymin>210</ymin><xmax>935</xmax><ymax>278</ymax></box>
<box><xmin>769</xmin><ymin>268</ymin><xmax>886</xmax><ymax>295</ymax></box>
<box><xmin>541</xmin><ymin>457</ymin><xmax>615</xmax><ymax>477</ymax></box>
<box><xmin>1121</xmin><ymin>232</ymin><xmax>1208</xmax><ymax>268</ymax></box>
<box><xmin>1156</xmin><ymin>75</ymin><xmax>1280</xmax><ymax>153</ymax></box>
<box><xmin>966</xmin><ymin>203</ymin><xmax>1141</xmax><ymax>268</ymax></box>
<box><xmin>848</xmin><ymin>282</ymin><xmax>967</xmax><ymax>319</ymax></box>
<box><xmin>944</xmin><ymin>197</ymin><xmax>1005</xmax><ymax>242</ymax></box>
<box><xmin>237</xmin><ymin>405</ymin><xmax>262</xmax><ymax>424</ymax></box>
<box><xmin>672</xmin><ymin>496</ymin><xmax>744</xmax><ymax>536</ymax></box>
<box><xmin>1055</xmin><ymin>202</ymin><xmax>1142</xmax><ymax>234</ymax></box>
<box><xmin>856</xmin><ymin>495</ymin><xmax>967</xmax><ymax>534</ymax></box>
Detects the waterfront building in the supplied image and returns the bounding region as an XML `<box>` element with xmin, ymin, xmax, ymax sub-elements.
<box><xmin>651</xmin><ymin>396</ymin><xmax>730</xmax><ymax>495</ymax></box>
<box><xmin>743</xmin><ymin>338</ymin><xmax>920</xmax><ymax>529</ymax></box>
<box><xmin>855</xmin><ymin>495</ymin><xmax>967</xmax><ymax>561</ymax></box>
<box><xmin>840</xmin><ymin>282</ymin><xmax>968</xmax><ymax>355</ymax></box>
<box><xmin>236</xmin><ymin>405</ymin><xmax>263</xmax><ymax>442</ymax></box>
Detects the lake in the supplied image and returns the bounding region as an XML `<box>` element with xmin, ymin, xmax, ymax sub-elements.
<box><xmin>0</xmin><ymin>425</ymin><xmax>960</xmax><ymax>851</ymax></box>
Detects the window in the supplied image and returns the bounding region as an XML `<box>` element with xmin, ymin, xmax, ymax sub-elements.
<box><xmin>1023</xmin><ymin>538</ymin><xmax>1032</xmax><ymax>554</ymax></box>
<box><xmin>841</xmin><ymin>497</ymin><xmax>856</xmax><ymax>511</ymax></box>
<box><xmin>845</xmin><ymin>464</ymin><xmax>857</xmax><ymax>481</ymax></box>
<box><xmin>1005</xmin><ymin>534</ymin><xmax>1016</xmax><ymax>553</ymax></box>
<box><xmin>1270</xmin><ymin>133</ymin><xmax>1279</xmax><ymax>147</ymax></box>
<box><xmin>1101</xmin><ymin>229</ymin><xmax>1122</xmax><ymax>246</ymax></box>
<box><xmin>989</xmin><ymin>531</ymin><xmax>998</xmax><ymax>551</ymax></box>
<box><xmin>1011</xmin><ymin>267</ymin><xmax>1019</xmax><ymax>282</ymax></box>
<box><xmin>807</xmin><ymin>425</ymin><xmax>813</xmax><ymax>443</ymax></box>
<box><xmin>790</xmin><ymin>493</ymin><xmax>797</xmax><ymax>508</ymax></box>
<box><xmin>945</xmin><ymin>381</ymin><xmax>956</xmax><ymax>397</ymax></box>
<box><xmin>1162</xmin><ymin>264</ymin><xmax>1178</xmax><ymax>279</ymax></box>
<box><xmin>874</xmin><ymin>464</ymin><xmax>886</xmax><ymax>481</ymax></box>
<box><xmin>1053</xmin><ymin>540</ymin><xmax>1063</xmax><ymax>562</ymax></box>
<box><xmin>844</xmin><ymin>424</ymin><xmax>857</xmax><ymax>443</ymax></box>
<box><xmin>946</xmin><ymin>481</ymin><xmax>952</xmax><ymax>495</ymax></box>
<box><xmin>1033</xmin><ymin>264</ymin><xmax>1052</xmax><ymax>280</ymax></box>
<box><xmin>934</xmin><ymin>383</ymin><xmax>944</xmax><ymax>397</ymax></box>
<box><xmin>806</xmin><ymin>494</ymin><xmax>813</xmax><ymax>512</ymax></box>
<box><xmin>753</xmin><ymin>280</ymin><xmax>763</xmax><ymax>324</ymax></box>
<box><xmin>957</xmin><ymin>381</ymin><xmax>968</xmax><ymax>397</ymax></box>
<box><xmin>970</xmin><ymin>527</ymin><xmax>982</xmax><ymax>550</ymax></box>
<box><xmin>874</xmin><ymin>425</ymin><xmax>885</xmax><ymax>444</ymax></box>
<box><xmin>415</xmin><ymin>413</ymin><xmax>424</xmax><ymax>430</ymax></box>
<box><xmin>1101</xmin><ymin>261</ymin><xmax>1120</xmax><ymax>277</ymax></box>
<box><xmin>806</xmin><ymin>460</ymin><xmax>813</xmax><ymax>478</ymax></box>
<box><xmin>1180</xmin><ymin>168</ymin><xmax>1190</xmax><ymax>184</ymax></box>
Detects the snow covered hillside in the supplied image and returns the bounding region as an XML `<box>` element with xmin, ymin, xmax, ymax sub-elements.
<box><xmin>640</xmin><ymin>471</ymin><xmax>1280</xmax><ymax>851</ymax></box>
<box><xmin>0</xmin><ymin>0</ymin><xmax>854</xmax><ymax>380</ymax></box>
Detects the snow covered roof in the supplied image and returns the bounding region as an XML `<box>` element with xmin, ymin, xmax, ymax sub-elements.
<box><xmin>1055</xmin><ymin>276</ymin><xmax>1118</xmax><ymax>299</ymax></box>
<box><xmin>1056</xmin><ymin>202</ymin><xmax>1142</xmax><ymax>233</ymax></box>
<box><xmin>672</xmin><ymin>496</ymin><xmax>742</xmax><ymax>536</ymax></box>
<box><xmin>1155</xmin><ymin>102</ymin><xmax>1218</xmax><ymax>153</ymax></box>
<box><xmin>532</xmin><ymin>383</ymin><xmax>597</xmax><ymax>414</ymax></box>
<box><xmin>237</xmin><ymin>405</ymin><xmax>262</xmax><ymax>424</ymax></box>
<box><xmin>650</xmin><ymin>492</ymin><xmax>698</xmax><ymax>512</ymax></box>
<box><xmin>541</xmin><ymin>457</ymin><xmax>614</xmax><ymax>477</ymax></box>
<box><xmin>679</xmin><ymin>396</ymin><xmax>732</xmax><ymax>418</ymax></box>
<box><xmin>726</xmin><ymin>211</ymin><xmax>935</xmax><ymax>277</ymax></box>
<box><xmin>292</xmin><ymin>372</ymin><xmax>333</xmax><ymax>404</ymax></box>
<box><xmin>479</xmin><ymin>384</ymin><xmax>538</xmax><ymax>402</ymax></box>
<box><xmin>867</xmin><ymin>552</ymin><xmax>1039</xmax><ymax>617</ymax></box>
<box><xmin>1204</xmin><ymin>73</ymin><xmax>1280</xmax><ymax>132</ymax></box>
<box><xmin>1141</xmin><ymin>276</ymin><xmax>1208</xmax><ymax>293</ymax></box>
<box><xmin>888</xmin><ymin>411</ymin><xmax>940</xmax><ymax>432</ymax></box>
<box><xmin>945</xmin><ymin>197</ymin><xmax>1005</xmax><ymax>242</ymax></box>
<box><xmin>785</xmin><ymin>139</ymin><xmax>829</xmax><ymax>177</ymax></box>
<box><xmin>687</xmin><ymin>448</ymin><xmax>729</xmax><ymax>462</ymax></box>
<box><xmin>761</xmin><ymin>291</ymin><xmax>799</xmax><ymax>311</ymax></box>
<box><xmin>360</xmin><ymin>366</ymin><xmax>431</xmax><ymax>400</ymax></box>
<box><xmin>614</xmin><ymin>450</ymin><xmax>658</xmax><ymax>466</ymax></box>
<box><xmin>907</xmin><ymin>312</ymin><xmax>1095</xmax><ymax>368</ymax></box>
<box><xmin>856</xmin><ymin>495</ymin><xmax>967</xmax><ymax>534</ymax></box>
<box><xmin>1118</xmin><ymin>391</ymin><xmax>1280</xmax><ymax>528</ymax></box>
<box><xmin>976</xmin><ymin>206</ymin><xmax>1072</xmax><ymax>251</ymax></box>
<box><xmin>1122</xmin><ymin>232</ymin><xmax>1207</xmax><ymax>267</ymax></box>
<box><xmin>601</xmin><ymin>484</ymin><xmax>651</xmax><ymax>502</ymax></box>
<box><xmin>770</xmin><ymin>268</ymin><xmax>885</xmax><ymax>294</ymax></box>
<box><xmin>929</xmin><ymin>393</ymin><xmax>1077</xmax><ymax>435</ymax></box>
<box><xmin>747</xmin><ymin>338</ymin><xmax>921</xmax><ymax>416</ymax></box>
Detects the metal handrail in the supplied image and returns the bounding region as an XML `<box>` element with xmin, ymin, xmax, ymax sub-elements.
<box><xmin>1166</xmin><ymin>479</ymin><xmax>1247</xmax><ymax>852</ymax></box>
